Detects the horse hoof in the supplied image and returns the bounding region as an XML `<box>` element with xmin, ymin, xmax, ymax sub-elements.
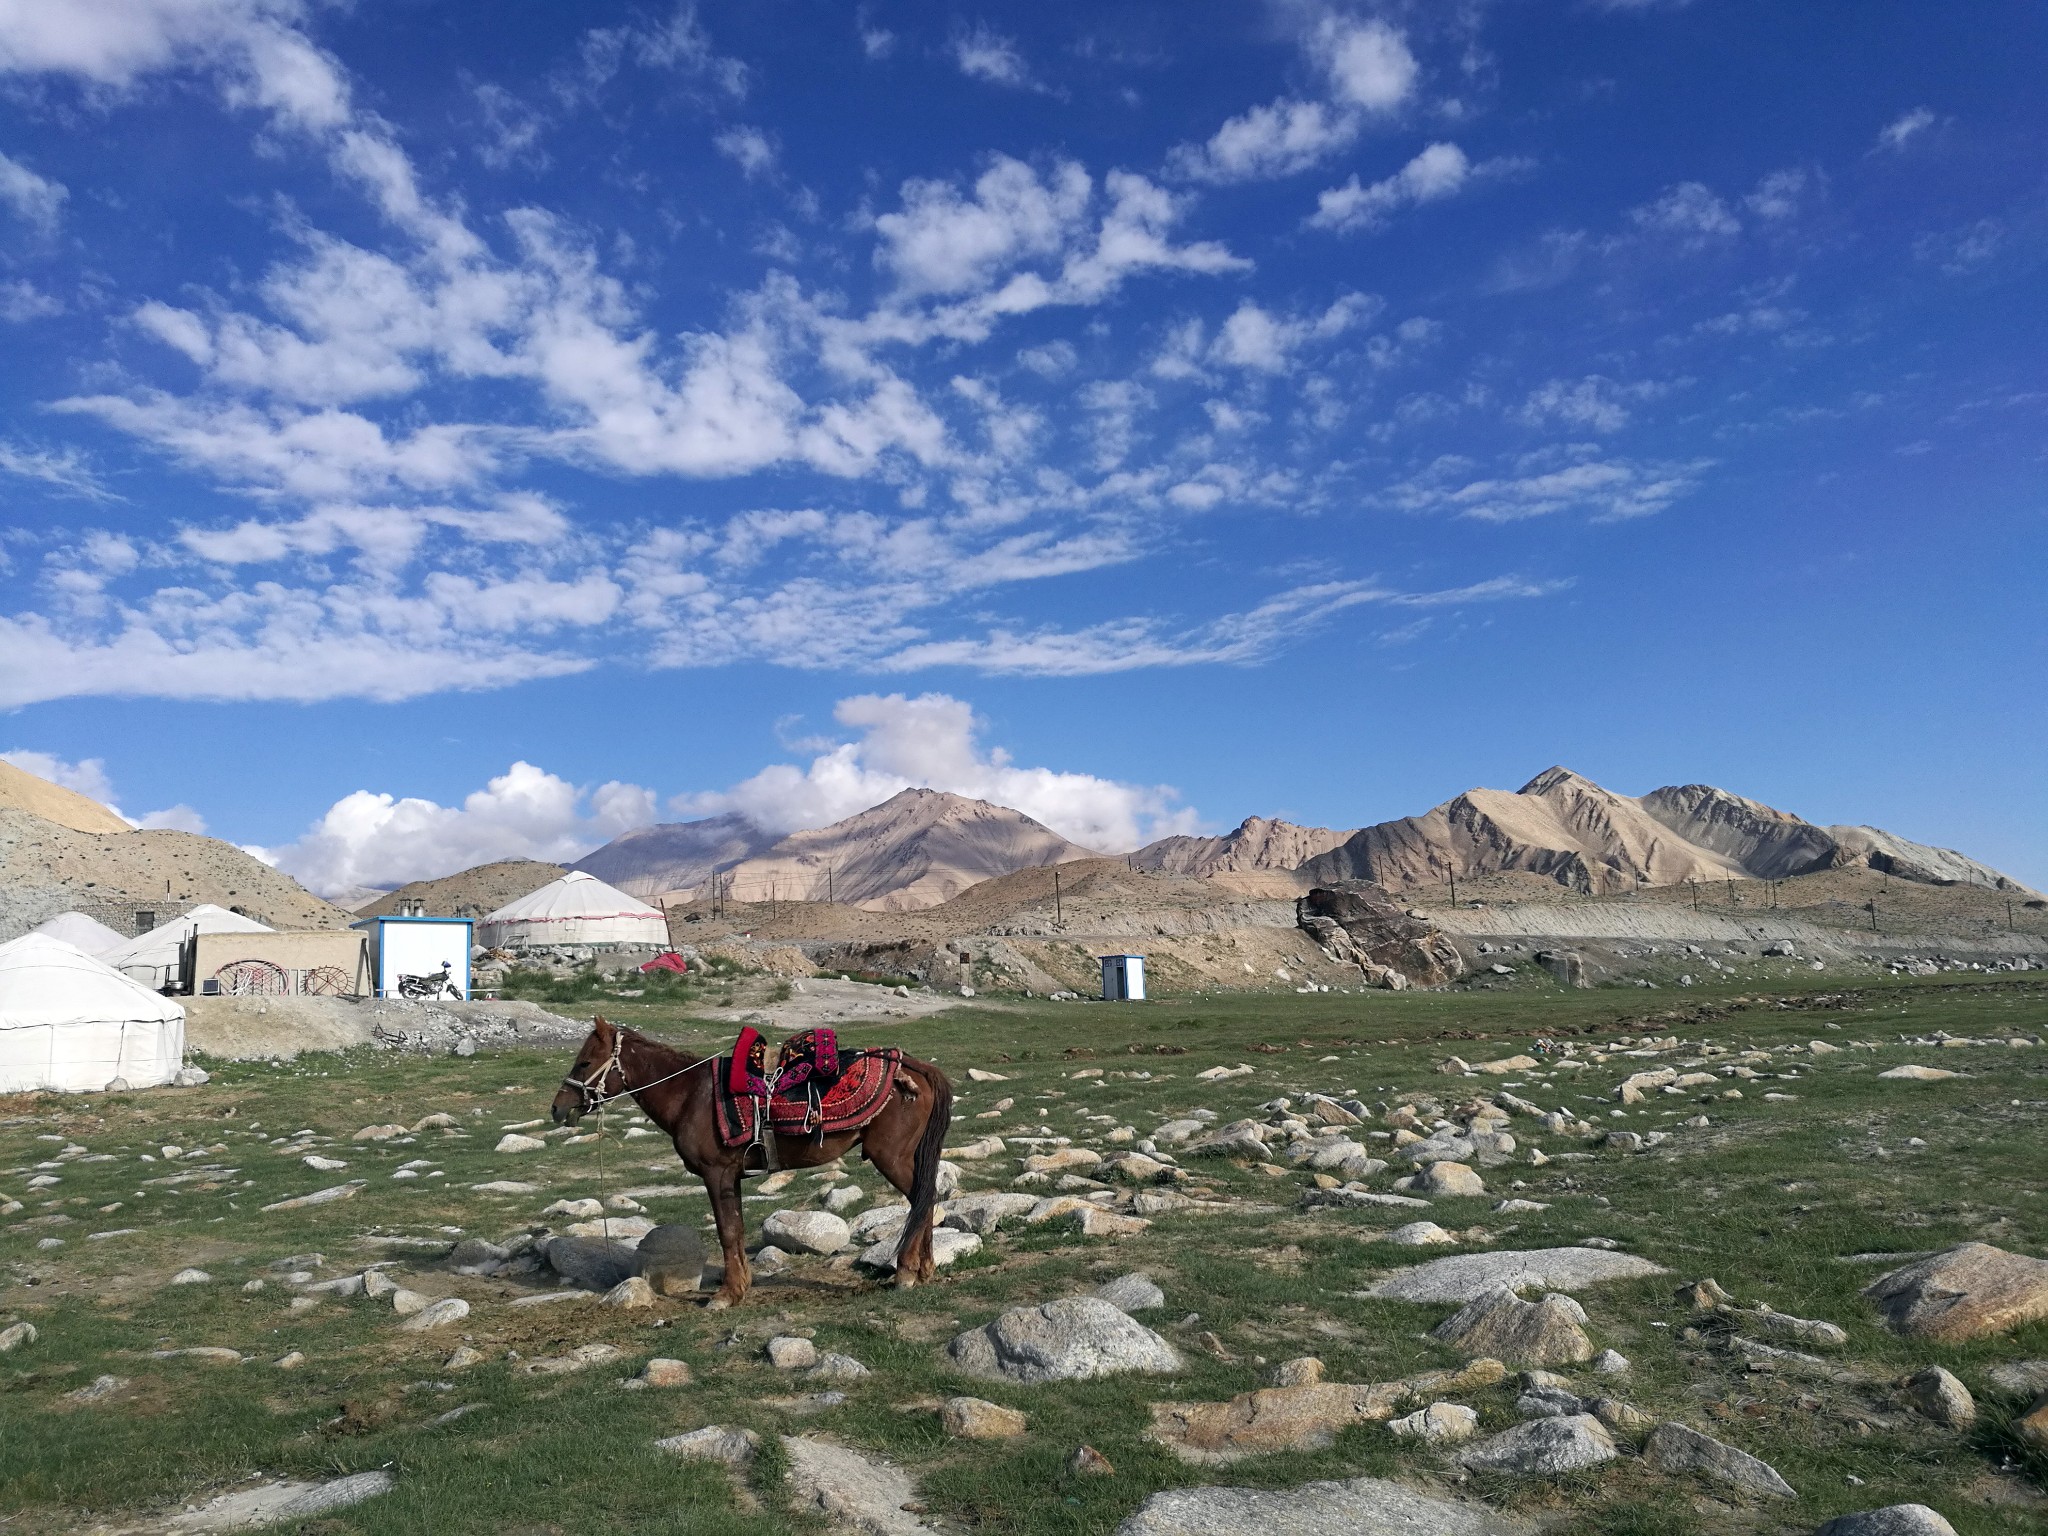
<box><xmin>705</xmin><ymin>1294</ymin><xmax>735</xmax><ymax>1312</ymax></box>
<box><xmin>893</xmin><ymin>1273</ymin><xmax>918</xmax><ymax>1291</ymax></box>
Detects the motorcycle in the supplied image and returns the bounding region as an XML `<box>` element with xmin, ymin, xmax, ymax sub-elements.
<box><xmin>397</xmin><ymin>964</ymin><xmax>459</xmax><ymax>1000</ymax></box>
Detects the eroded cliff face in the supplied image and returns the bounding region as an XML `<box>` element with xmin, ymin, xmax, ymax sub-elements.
<box><xmin>1133</xmin><ymin>816</ymin><xmax>1354</xmax><ymax>876</ymax></box>
<box><xmin>1636</xmin><ymin>784</ymin><xmax>1839</xmax><ymax>880</ymax></box>
<box><xmin>1296</xmin><ymin>885</ymin><xmax>1466</xmax><ymax>988</ymax></box>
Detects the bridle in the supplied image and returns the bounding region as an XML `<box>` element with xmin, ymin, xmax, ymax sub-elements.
<box><xmin>561</xmin><ymin>1028</ymin><xmax>711</xmax><ymax>1116</ymax></box>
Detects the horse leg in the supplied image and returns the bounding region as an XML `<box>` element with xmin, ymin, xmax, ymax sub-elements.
<box><xmin>864</xmin><ymin>1106</ymin><xmax>943</xmax><ymax>1286</ymax></box>
<box><xmin>702</xmin><ymin>1158</ymin><xmax>751</xmax><ymax>1310</ymax></box>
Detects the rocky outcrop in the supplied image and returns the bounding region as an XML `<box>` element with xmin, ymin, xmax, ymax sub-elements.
<box><xmin>1297</xmin><ymin>885</ymin><xmax>1465</xmax><ymax>987</ymax></box>
<box><xmin>1134</xmin><ymin>816</ymin><xmax>1354</xmax><ymax>876</ymax></box>
<box><xmin>1862</xmin><ymin>1243</ymin><xmax>2048</xmax><ymax>1341</ymax></box>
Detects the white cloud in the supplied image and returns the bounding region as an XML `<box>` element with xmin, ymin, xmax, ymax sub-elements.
<box><xmin>0</xmin><ymin>440</ymin><xmax>116</xmax><ymax>499</ymax></box>
<box><xmin>0</xmin><ymin>278</ymin><xmax>62</xmax><ymax>321</ymax></box>
<box><xmin>875</xmin><ymin>155</ymin><xmax>1091</xmax><ymax>296</ymax></box>
<box><xmin>1171</xmin><ymin>97</ymin><xmax>1358</xmax><ymax>183</ymax></box>
<box><xmin>1309</xmin><ymin>141</ymin><xmax>1469</xmax><ymax>232</ymax></box>
<box><xmin>1209</xmin><ymin>294</ymin><xmax>1373</xmax><ymax>373</ymax></box>
<box><xmin>714</xmin><ymin>125</ymin><xmax>777</xmax><ymax>179</ymax></box>
<box><xmin>1309</xmin><ymin>16</ymin><xmax>1418</xmax><ymax>112</ymax></box>
<box><xmin>1743</xmin><ymin>167</ymin><xmax>1808</xmax><ymax>220</ymax></box>
<box><xmin>263</xmin><ymin>760</ymin><xmax>659</xmax><ymax>895</ymax></box>
<box><xmin>575</xmin><ymin>4</ymin><xmax>747</xmax><ymax>101</ymax></box>
<box><xmin>860</xmin><ymin>26</ymin><xmax>895</xmax><ymax>60</ymax></box>
<box><xmin>1629</xmin><ymin>181</ymin><xmax>1739</xmax><ymax>242</ymax></box>
<box><xmin>1876</xmin><ymin>107</ymin><xmax>1935</xmax><ymax>152</ymax></box>
<box><xmin>685</xmin><ymin>692</ymin><xmax>1195</xmax><ymax>851</ymax></box>
<box><xmin>0</xmin><ymin>150</ymin><xmax>65</xmax><ymax>230</ymax></box>
<box><xmin>1390</xmin><ymin>448</ymin><xmax>1708</xmax><ymax>523</ymax></box>
<box><xmin>1515</xmin><ymin>375</ymin><xmax>1666</xmax><ymax>433</ymax></box>
<box><xmin>950</xmin><ymin>23</ymin><xmax>1034</xmax><ymax>89</ymax></box>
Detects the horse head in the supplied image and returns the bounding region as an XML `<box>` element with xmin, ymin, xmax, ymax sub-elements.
<box><xmin>552</xmin><ymin>1015</ymin><xmax>623</xmax><ymax>1125</ymax></box>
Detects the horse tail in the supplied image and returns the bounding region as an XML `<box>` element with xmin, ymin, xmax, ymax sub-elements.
<box><xmin>896</xmin><ymin>1058</ymin><xmax>953</xmax><ymax>1269</ymax></box>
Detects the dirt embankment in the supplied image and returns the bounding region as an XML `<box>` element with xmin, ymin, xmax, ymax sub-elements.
<box><xmin>184</xmin><ymin>996</ymin><xmax>590</xmax><ymax>1060</ymax></box>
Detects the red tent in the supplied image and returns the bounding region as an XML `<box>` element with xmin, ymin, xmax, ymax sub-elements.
<box><xmin>639</xmin><ymin>952</ymin><xmax>689</xmax><ymax>975</ymax></box>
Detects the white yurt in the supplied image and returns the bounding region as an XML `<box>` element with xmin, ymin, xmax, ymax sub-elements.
<box><xmin>100</xmin><ymin>904</ymin><xmax>272</xmax><ymax>991</ymax></box>
<box><xmin>29</xmin><ymin>911</ymin><xmax>128</xmax><ymax>957</ymax></box>
<box><xmin>478</xmin><ymin>870</ymin><xmax>668</xmax><ymax>950</ymax></box>
<box><xmin>0</xmin><ymin>934</ymin><xmax>186</xmax><ymax>1092</ymax></box>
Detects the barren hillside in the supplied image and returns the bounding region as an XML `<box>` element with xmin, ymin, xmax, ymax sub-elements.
<box><xmin>0</xmin><ymin>807</ymin><xmax>349</xmax><ymax>940</ymax></box>
<box><xmin>356</xmin><ymin>859</ymin><xmax>566</xmax><ymax>920</ymax></box>
<box><xmin>0</xmin><ymin>758</ymin><xmax>131</xmax><ymax>835</ymax></box>
<box><xmin>1133</xmin><ymin>815</ymin><xmax>1353</xmax><ymax>875</ymax></box>
<box><xmin>715</xmin><ymin>788</ymin><xmax>1102</xmax><ymax>911</ymax></box>
<box><xmin>571</xmin><ymin>812</ymin><xmax>777</xmax><ymax>898</ymax></box>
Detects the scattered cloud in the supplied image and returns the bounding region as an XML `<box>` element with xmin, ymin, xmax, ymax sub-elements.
<box><xmin>1515</xmin><ymin>375</ymin><xmax>1668</xmax><ymax>433</ymax></box>
<box><xmin>1309</xmin><ymin>142</ymin><xmax>1471</xmax><ymax>232</ymax></box>
<box><xmin>0</xmin><ymin>279</ymin><xmax>62</xmax><ymax>322</ymax></box>
<box><xmin>0</xmin><ymin>440</ymin><xmax>117</xmax><ymax>499</ymax></box>
<box><xmin>1876</xmin><ymin>107</ymin><xmax>1935</xmax><ymax>152</ymax></box>
<box><xmin>1629</xmin><ymin>181</ymin><xmax>1740</xmax><ymax>243</ymax></box>
<box><xmin>0</xmin><ymin>150</ymin><xmax>65</xmax><ymax>230</ymax></box>
<box><xmin>1171</xmin><ymin>96</ymin><xmax>1359</xmax><ymax>183</ymax></box>
<box><xmin>1390</xmin><ymin>447</ymin><xmax>1708</xmax><ymax>523</ymax></box>
<box><xmin>1308</xmin><ymin>16</ymin><xmax>1419</xmax><ymax>112</ymax></box>
<box><xmin>1915</xmin><ymin>217</ymin><xmax>2003</xmax><ymax>275</ymax></box>
<box><xmin>950</xmin><ymin>23</ymin><xmax>1036</xmax><ymax>90</ymax></box>
<box><xmin>1</xmin><ymin>747</ymin><xmax>208</xmax><ymax>831</ymax></box>
<box><xmin>1208</xmin><ymin>295</ymin><xmax>1373</xmax><ymax>373</ymax></box>
<box><xmin>714</xmin><ymin>125</ymin><xmax>778</xmax><ymax>179</ymax></box>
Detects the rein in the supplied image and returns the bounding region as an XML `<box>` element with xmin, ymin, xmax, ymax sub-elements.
<box><xmin>562</xmin><ymin>1032</ymin><xmax>713</xmax><ymax>1114</ymax></box>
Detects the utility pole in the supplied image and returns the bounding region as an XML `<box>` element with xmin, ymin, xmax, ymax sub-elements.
<box><xmin>1054</xmin><ymin>869</ymin><xmax>1063</xmax><ymax>928</ymax></box>
<box><xmin>2008</xmin><ymin>899</ymin><xmax>2015</xmax><ymax>931</ymax></box>
<box><xmin>1449</xmin><ymin>868</ymin><xmax>1458</xmax><ymax>908</ymax></box>
<box><xmin>1690</xmin><ymin>879</ymin><xmax>1699</xmax><ymax>913</ymax></box>
<box><xmin>827</xmin><ymin>864</ymin><xmax>834</xmax><ymax>905</ymax></box>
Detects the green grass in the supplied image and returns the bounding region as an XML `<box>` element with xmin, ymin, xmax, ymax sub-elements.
<box><xmin>2</xmin><ymin>973</ymin><xmax>2045</xmax><ymax>1533</ymax></box>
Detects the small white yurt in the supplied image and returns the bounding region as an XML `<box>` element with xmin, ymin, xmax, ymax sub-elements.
<box><xmin>101</xmin><ymin>904</ymin><xmax>272</xmax><ymax>991</ymax></box>
<box><xmin>0</xmin><ymin>934</ymin><xmax>186</xmax><ymax>1092</ymax></box>
<box><xmin>30</xmin><ymin>911</ymin><xmax>128</xmax><ymax>957</ymax></box>
<box><xmin>478</xmin><ymin>870</ymin><xmax>668</xmax><ymax>950</ymax></box>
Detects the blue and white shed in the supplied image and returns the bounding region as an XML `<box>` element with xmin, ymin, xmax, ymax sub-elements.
<box><xmin>1099</xmin><ymin>953</ymin><xmax>1146</xmax><ymax>1001</ymax></box>
<box><xmin>350</xmin><ymin>915</ymin><xmax>473</xmax><ymax>1001</ymax></box>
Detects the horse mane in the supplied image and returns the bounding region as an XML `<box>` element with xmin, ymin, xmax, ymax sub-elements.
<box><xmin>616</xmin><ymin>1025</ymin><xmax>706</xmax><ymax>1071</ymax></box>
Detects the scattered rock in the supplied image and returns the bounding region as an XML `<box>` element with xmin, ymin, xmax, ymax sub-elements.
<box><xmin>1591</xmin><ymin>1349</ymin><xmax>1630</xmax><ymax>1375</ymax></box>
<box><xmin>1114</xmin><ymin>1475</ymin><xmax>1536</xmax><ymax>1535</ymax></box>
<box><xmin>1863</xmin><ymin>1244</ymin><xmax>2048</xmax><ymax>1341</ymax></box>
<box><xmin>1269</xmin><ymin>1357</ymin><xmax>1324</xmax><ymax>1387</ymax></box>
<box><xmin>635</xmin><ymin>1357</ymin><xmax>693</xmax><ymax>1388</ymax></box>
<box><xmin>1644</xmin><ymin>1422</ymin><xmax>1795</xmax><ymax>1498</ymax></box>
<box><xmin>0</xmin><ymin>1321</ymin><xmax>38</xmax><ymax>1352</ymax></box>
<box><xmin>1812</xmin><ymin>1509</ymin><xmax>1960</xmax><ymax>1536</ymax></box>
<box><xmin>1458</xmin><ymin>1414</ymin><xmax>1618</xmax><ymax>1476</ymax></box>
<box><xmin>1388</xmin><ymin>1401</ymin><xmax>1480</xmax><ymax>1445</ymax></box>
<box><xmin>259</xmin><ymin>1180</ymin><xmax>365</xmax><ymax>1213</ymax></box>
<box><xmin>1877</xmin><ymin>1066</ymin><xmax>1957</xmax><ymax>1082</ymax></box>
<box><xmin>162</xmin><ymin>1471</ymin><xmax>395</xmax><ymax>1533</ymax></box>
<box><xmin>603</xmin><ymin>1275</ymin><xmax>656</xmax><ymax>1309</ymax></box>
<box><xmin>1068</xmin><ymin>1445</ymin><xmax>1116</xmax><ymax>1476</ymax></box>
<box><xmin>763</xmin><ymin>1208</ymin><xmax>852</xmax><ymax>1256</ymax></box>
<box><xmin>1986</xmin><ymin>1360</ymin><xmax>2048</xmax><ymax>1396</ymax></box>
<box><xmin>397</xmin><ymin>1297</ymin><xmax>470</xmax><ymax>1331</ymax></box>
<box><xmin>524</xmin><ymin>1342</ymin><xmax>622</xmax><ymax>1375</ymax></box>
<box><xmin>809</xmin><ymin>1352</ymin><xmax>870</xmax><ymax>1381</ymax></box>
<box><xmin>947</xmin><ymin>1296</ymin><xmax>1181</xmax><ymax>1383</ymax></box>
<box><xmin>545</xmin><ymin>1235</ymin><xmax>640</xmax><ymax>1293</ymax></box>
<box><xmin>1094</xmin><ymin>1273</ymin><xmax>1165</xmax><ymax>1313</ymax></box>
<box><xmin>940</xmin><ymin>1396</ymin><xmax>1028</xmax><ymax>1439</ymax></box>
<box><xmin>495</xmin><ymin>1133</ymin><xmax>547</xmax><ymax>1153</ymax></box>
<box><xmin>634</xmin><ymin>1224</ymin><xmax>709</xmax><ymax>1296</ymax></box>
<box><xmin>767</xmin><ymin>1335</ymin><xmax>819</xmax><ymax>1370</ymax></box>
<box><xmin>1147</xmin><ymin>1381</ymin><xmax>1407</xmax><ymax>1461</ymax></box>
<box><xmin>1901</xmin><ymin>1365</ymin><xmax>1974</xmax><ymax>1426</ymax></box>
<box><xmin>781</xmin><ymin>1435</ymin><xmax>933</xmax><ymax>1535</ymax></box>
<box><xmin>654</xmin><ymin>1425</ymin><xmax>759</xmax><ymax>1466</ymax></box>
<box><xmin>149</xmin><ymin>1347</ymin><xmax>245</xmax><ymax>1364</ymax></box>
<box><xmin>445</xmin><ymin>1346</ymin><xmax>485</xmax><ymax>1369</ymax></box>
<box><xmin>1433</xmin><ymin>1289</ymin><xmax>1594</xmax><ymax>1367</ymax></box>
<box><xmin>1419</xmin><ymin>1163</ymin><xmax>1486</xmax><ymax>1197</ymax></box>
<box><xmin>1385</xmin><ymin>1221</ymin><xmax>1459</xmax><ymax>1247</ymax></box>
<box><xmin>1072</xmin><ymin>1206</ymin><xmax>1150</xmax><ymax>1239</ymax></box>
<box><xmin>62</xmin><ymin>1374</ymin><xmax>130</xmax><ymax>1403</ymax></box>
<box><xmin>823</xmin><ymin>1184</ymin><xmax>866</xmax><ymax>1213</ymax></box>
<box><xmin>1368</xmin><ymin>1248</ymin><xmax>1667</xmax><ymax>1303</ymax></box>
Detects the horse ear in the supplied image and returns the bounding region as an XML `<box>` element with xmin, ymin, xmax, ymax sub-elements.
<box><xmin>592</xmin><ymin>1015</ymin><xmax>614</xmax><ymax>1042</ymax></box>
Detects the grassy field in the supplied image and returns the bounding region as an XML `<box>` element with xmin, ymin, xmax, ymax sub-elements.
<box><xmin>3</xmin><ymin>974</ymin><xmax>2046</xmax><ymax>1535</ymax></box>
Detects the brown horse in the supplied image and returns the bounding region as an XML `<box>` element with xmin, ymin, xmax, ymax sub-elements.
<box><xmin>550</xmin><ymin>1017</ymin><xmax>954</xmax><ymax>1309</ymax></box>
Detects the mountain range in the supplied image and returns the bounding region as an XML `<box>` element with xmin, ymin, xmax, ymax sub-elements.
<box><xmin>569</xmin><ymin>767</ymin><xmax>2031</xmax><ymax>912</ymax></box>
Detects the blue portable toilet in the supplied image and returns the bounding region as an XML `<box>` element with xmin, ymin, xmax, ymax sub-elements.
<box><xmin>1099</xmin><ymin>954</ymin><xmax>1146</xmax><ymax>1001</ymax></box>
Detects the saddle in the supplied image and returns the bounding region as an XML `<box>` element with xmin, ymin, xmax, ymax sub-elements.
<box><xmin>713</xmin><ymin>1026</ymin><xmax>903</xmax><ymax>1150</ymax></box>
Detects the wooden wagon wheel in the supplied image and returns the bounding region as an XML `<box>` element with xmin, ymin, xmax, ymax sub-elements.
<box><xmin>214</xmin><ymin>958</ymin><xmax>289</xmax><ymax>997</ymax></box>
<box><xmin>302</xmin><ymin>965</ymin><xmax>350</xmax><ymax>996</ymax></box>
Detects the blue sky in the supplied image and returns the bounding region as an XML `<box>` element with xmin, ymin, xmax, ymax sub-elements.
<box><xmin>0</xmin><ymin>0</ymin><xmax>2041</xmax><ymax>895</ymax></box>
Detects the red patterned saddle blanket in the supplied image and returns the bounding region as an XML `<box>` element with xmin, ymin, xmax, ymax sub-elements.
<box><xmin>713</xmin><ymin>1026</ymin><xmax>903</xmax><ymax>1148</ymax></box>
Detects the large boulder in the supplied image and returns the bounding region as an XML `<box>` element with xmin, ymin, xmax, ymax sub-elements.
<box><xmin>947</xmin><ymin>1296</ymin><xmax>1181</xmax><ymax>1384</ymax></box>
<box><xmin>1458</xmin><ymin>1414</ymin><xmax>1618</xmax><ymax>1476</ymax></box>
<box><xmin>1367</xmin><ymin>1247</ymin><xmax>1668</xmax><ymax>1304</ymax></box>
<box><xmin>545</xmin><ymin>1235</ymin><xmax>640</xmax><ymax>1293</ymax></box>
<box><xmin>1644</xmin><ymin>1423</ymin><xmax>1795</xmax><ymax>1498</ymax></box>
<box><xmin>762</xmin><ymin>1209</ymin><xmax>852</xmax><ymax>1256</ymax></box>
<box><xmin>1146</xmin><ymin>1382</ymin><xmax>1407</xmax><ymax>1462</ymax></box>
<box><xmin>1862</xmin><ymin>1244</ymin><xmax>2048</xmax><ymax>1341</ymax></box>
<box><xmin>780</xmin><ymin>1436</ymin><xmax>932</xmax><ymax>1535</ymax></box>
<box><xmin>634</xmin><ymin>1224</ymin><xmax>708</xmax><ymax>1296</ymax></box>
<box><xmin>1114</xmin><ymin>1476</ymin><xmax>1535</xmax><ymax>1535</ymax></box>
<box><xmin>1295</xmin><ymin>886</ymin><xmax>1467</xmax><ymax>987</ymax></box>
<box><xmin>1433</xmin><ymin>1289</ymin><xmax>1594</xmax><ymax>1367</ymax></box>
<box><xmin>1813</xmin><ymin>1510</ymin><xmax>1959</xmax><ymax>1536</ymax></box>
